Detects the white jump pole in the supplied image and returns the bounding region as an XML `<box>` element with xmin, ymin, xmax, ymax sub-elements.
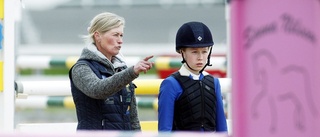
<box><xmin>0</xmin><ymin>0</ymin><xmax>16</xmax><ymax>132</ymax></box>
<box><xmin>15</xmin><ymin>78</ymin><xmax>231</xmax><ymax>96</ymax></box>
<box><xmin>16</xmin><ymin>81</ymin><xmax>73</xmax><ymax>96</ymax></box>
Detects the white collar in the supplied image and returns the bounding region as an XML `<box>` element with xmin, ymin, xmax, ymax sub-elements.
<box><xmin>178</xmin><ymin>64</ymin><xmax>209</xmax><ymax>80</ymax></box>
<box><xmin>87</xmin><ymin>43</ymin><xmax>107</xmax><ymax>60</ymax></box>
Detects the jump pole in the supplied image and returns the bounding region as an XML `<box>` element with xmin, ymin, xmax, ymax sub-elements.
<box><xmin>15</xmin><ymin>78</ymin><xmax>231</xmax><ymax>96</ymax></box>
<box><xmin>0</xmin><ymin>0</ymin><xmax>16</xmax><ymax>131</ymax></box>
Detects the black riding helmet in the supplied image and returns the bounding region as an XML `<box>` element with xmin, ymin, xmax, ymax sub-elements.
<box><xmin>175</xmin><ymin>21</ymin><xmax>214</xmax><ymax>73</ymax></box>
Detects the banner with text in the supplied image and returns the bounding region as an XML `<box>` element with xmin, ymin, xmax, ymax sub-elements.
<box><xmin>231</xmin><ymin>0</ymin><xmax>320</xmax><ymax>137</ymax></box>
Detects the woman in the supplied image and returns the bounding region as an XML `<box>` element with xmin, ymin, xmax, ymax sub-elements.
<box><xmin>158</xmin><ymin>21</ymin><xmax>228</xmax><ymax>132</ymax></box>
<box><xmin>69</xmin><ymin>12</ymin><xmax>153</xmax><ymax>130</ymax></box>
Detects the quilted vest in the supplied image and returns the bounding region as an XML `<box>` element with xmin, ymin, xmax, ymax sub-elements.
<box><xmin>69</xmin><ymin>59</ymin><xmax>135</xmax><ymax>130</ymax></box>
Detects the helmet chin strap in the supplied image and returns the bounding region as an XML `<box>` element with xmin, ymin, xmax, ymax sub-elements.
<box><xmin>199</xmin><ymin>46</ymin><xmax>213</xmax><ymax>74</ymax></box>
<box><xmin>181</xmin><ymin>46</ymin><xmax>213</xmax><ymax>74</ymax></box>
<box><xmin>181</xmin><ymin>52</ymin><xmax>198</xmax><ymax>72</ymax></box>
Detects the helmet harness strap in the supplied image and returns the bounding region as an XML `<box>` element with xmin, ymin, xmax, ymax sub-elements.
<box><xmin>199</xmin><ymin>46</ymin><xmax>212</xmax><ymax>73</ymax></box>
<box><xmin>181</xmin><ymin>52</ymin><xmax>198</xmax><ymax>72</ymax></box>
<box><xmin>181</xmin><ymin>46</ymin><xmax>213</xmax><ymax>74</ymax></box>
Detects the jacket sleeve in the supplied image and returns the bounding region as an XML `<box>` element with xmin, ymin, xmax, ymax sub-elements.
<box><xmin>158</xmin><ymin>77</ymin><xmax>181</xmax><ymax>131</ymax></box>
<box><xmin>71</xmin><ymin>64</ymin><xmax>138</xmax><ymax>99</ymax></box>
<box><xmin>130</xmin><ymin>93</ymin><xmax>141</xmax><ymax>130</ymax></box>
<box><xmin>214</xmin><ymin>78</ymin><xmax>228</xmax><ymax>132</ymax></box>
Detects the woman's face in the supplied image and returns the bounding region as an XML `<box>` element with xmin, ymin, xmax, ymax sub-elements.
<box><xmin>182</xmin><ymin>47</ymin><xmax>209</xmax><ymax>74</ymax></box>
<box><xmin>95</xmin><ymin>25</ymin><xmax>124</xmax><ymax>60</ymax></box>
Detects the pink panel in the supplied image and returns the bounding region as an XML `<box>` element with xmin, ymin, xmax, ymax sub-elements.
<box><xmin>230</xmin><ymin>0</ymin><xmax>320</xmax><ymax>137</ymax></box>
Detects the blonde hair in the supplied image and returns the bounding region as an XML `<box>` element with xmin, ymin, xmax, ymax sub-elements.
<box><xmin>83</xmin><ymin>12</ymin><xmax>125</xmax><ymax>43</ymax></box>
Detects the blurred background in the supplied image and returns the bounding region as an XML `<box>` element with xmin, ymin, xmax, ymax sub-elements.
<box><xmin>14</xmin><ymin>0</ymin><xmax>228</xmax><ymax>129</ymax></box>
<box><xmin>17</xmin><ymin>0</ymin><xmax>227</xmax><ymax>56</ymax></box>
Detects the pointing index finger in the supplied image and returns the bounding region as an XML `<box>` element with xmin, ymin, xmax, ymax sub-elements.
<box><xmin>143</xmin><ymin>55</ymin><xmax>154</xmax><ymax>61</ymax></box>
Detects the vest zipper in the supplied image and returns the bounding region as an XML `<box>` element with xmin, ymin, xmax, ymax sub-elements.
<box><xmin>120</xmin><ymin>95</ymin><xmax>125</xmax><ymax>129</ymax></box>
<box><xmin>102</xmin><ymin>119</ymin><xmax>104</xmax><ymax>128</ymax></box>
<box><xmin>200</xmin><ymin>81</ymin><xmax>205</xmax><ymax>128</ymax></box>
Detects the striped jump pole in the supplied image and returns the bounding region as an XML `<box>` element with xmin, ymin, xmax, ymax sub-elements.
<box><xmin>154</xmin><ymin>56</ymin><xmax>226</xmax><ymax>70</ymax></box>
<box><xmin>154</xmin><ymin>56</ymin><xmax>227</xmax><ymax>78</ymax></box>
<box><xmin>16</xmin><ymin>55</ymin><xmax>227</xmax><ymax>78</ymax></box>
<box><xmin>16</xmin><ymin>55</ymin><xmax>226</xmax><ymax>69</ymax></box>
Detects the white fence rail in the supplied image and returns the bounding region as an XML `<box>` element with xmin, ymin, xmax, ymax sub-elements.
<box><xmin>15</xmin><ymin>78</ymin><xmax>231</xmax><ymax>97</ymax></box>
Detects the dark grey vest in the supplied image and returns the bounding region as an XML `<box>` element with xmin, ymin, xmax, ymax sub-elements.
<box><xmin>69</xmin><ymin>59</ymin><xmax>135</xmax><ymax>130</ymax></box>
